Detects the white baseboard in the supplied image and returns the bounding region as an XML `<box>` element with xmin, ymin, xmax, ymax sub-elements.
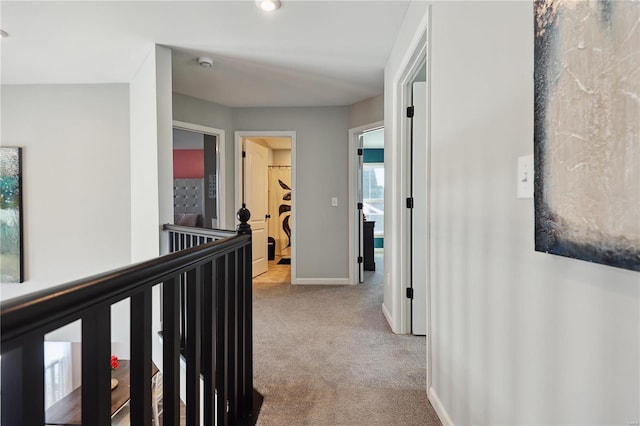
<box><xmin>428</xmin><ymin>386</ymin><xmax>454</xmax><ymax>426</ymax></box>
<box><xmin>382</xmin><ymin>303</ymin><xmax>393</xmax><ymax>328</ymax></box>
<box><xmin>291</xmin><ymin>278</ymin><xmax>350</xmax><ymax>285</ymax></box>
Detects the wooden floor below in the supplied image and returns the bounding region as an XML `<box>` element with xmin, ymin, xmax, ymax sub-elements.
<box><xmin>253</xmin><ymin>257</ymin><xmax>291</xmax><ymax>285</ymax></box>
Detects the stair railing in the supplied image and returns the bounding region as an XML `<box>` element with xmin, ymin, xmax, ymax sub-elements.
<box><xmin>1</xmin><ymin>207</ymin><xmax>261</xmax><ymax>426</ymax></box>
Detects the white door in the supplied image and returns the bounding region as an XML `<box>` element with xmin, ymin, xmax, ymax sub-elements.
<box><xmin>244</xmin><ymin>140</ymin><xmax>269</xmax><ymax>277</ymax></box>
<box><xmin>412</xmin><ymin>82</ymin><xmax>427</xmax><ymax>335</ymax></box>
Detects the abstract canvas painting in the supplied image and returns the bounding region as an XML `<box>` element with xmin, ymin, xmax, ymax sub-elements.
<box><xmin>0</xmin><ymin>147</ymin><xmax>24</xmax><ymax>282</ymax></box>
<box><xmin>534</xmin><ymin>0</ymin><xmax>640</xmax><ymax>271</ymax></box>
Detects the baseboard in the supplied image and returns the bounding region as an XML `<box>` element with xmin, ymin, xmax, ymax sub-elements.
<box><xmin>382</xmin><ymin>303</ymin><xmax>393</xmax><ymax>328</ymax></box>
<box><xmin>428</xmin><ymin>386</ymin><xmax>454</xmax><ymax>426</ymax></box>
<box><xmin>291</xmin><ymin>278</ymin><xmax>350</xmax><ymax>285</ymax></box>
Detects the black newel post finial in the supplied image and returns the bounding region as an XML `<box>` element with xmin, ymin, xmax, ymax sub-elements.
<box><xmin>237</xmin><ymin>205</ymin><xmax>251</xmax><ymax>235</ymax></box>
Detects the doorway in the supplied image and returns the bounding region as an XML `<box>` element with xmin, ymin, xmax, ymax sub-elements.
<box><xmin>389</xmin><ymin>22</ymin><xmax>431</xmax><ymax>392</ymax></box>
<box><xmin>349</xmin><ymin>123</ymin><xmax>385</xmax><ymax>285</ymax></box>
<box><xmin>172</xmin><ymin>121</ymin><xmax>226</xmax><ymax>229</ymax></box>
<box><xmin>235</xmin><ymin>131</ymin><xmax>295</xmax><ymax>279</ymax></box>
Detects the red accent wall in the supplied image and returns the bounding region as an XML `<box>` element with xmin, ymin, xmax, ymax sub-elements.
<box><xmin>173</xmin><ymin>150</ymin><xmax>204</xmax><ymax>178</ymax></box>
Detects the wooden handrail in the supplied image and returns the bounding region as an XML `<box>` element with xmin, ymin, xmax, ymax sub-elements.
<box><xmin>1</xmin><ymin>235</ymin><xmax>248</xmax><ymax>351</ymax></box>
<box><xmin>1</xmin><ymin>208</ymin><xmax>262</xmax><ymax>426</ymax></box>
<box><xmin>163</xmin><ymin>224</ymin><xmax>236</xmax><ymax>239</ymax></box>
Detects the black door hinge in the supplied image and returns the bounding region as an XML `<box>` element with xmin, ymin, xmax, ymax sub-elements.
<box><xmin>357</xmin><ymin>202</ymin><xmax>363</xmax><ymax>210</ymax></box>
<box><xmin>242</xmin><ymin>151</ymin><xmax>246</xmax><ymax>158</ymax></box>
<box><xmin>357</xmin><ymin>148</ymin><xmax>364</xmax><ymax>156</ymax></box>
<box><xmin>407</xmin><ymin>106</ymin><xmax>415</xmax><ymax>118</ymax></box>
<box><xmin>406</xmin><ymin>288</ymin><xmax>414</xmax><ymax>299</ymax></box>
<box><xmin>406</xmin><ymin>197</ymin><xmax>414</xmax><ymax>209</ymax></box>
<box><xmin>357</xmin><ymin>256</ymin><xmax>363</xmax><ymax>264</ymax></box>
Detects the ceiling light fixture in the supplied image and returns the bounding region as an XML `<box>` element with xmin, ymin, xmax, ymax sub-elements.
<box><xmin>0</xmin><ymin>30</ymin><xmax>9</xmax><ymax>38</ymax></box>
<box><xmin>256</xmin><ymin>0</ymin><xmax>281</xmax><ymax>12</ymax></box>
<box><xmin>198</xmin><ymin>56</ymin><xmax>213</xmax><ymax>68</ymax></box>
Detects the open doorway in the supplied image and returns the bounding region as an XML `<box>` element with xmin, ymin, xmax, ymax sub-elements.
<box><xmin>362</xmin><ymin>128</ymin><xmax>385</xmax><ymax>284</ymax></box>
<box><xmin>172</xmin><ymin>121</ymin><xmax>226</xmax><ymax>229</ymax></box>
<box><xmin>389</xmin><ymin>21</ymin><xmax>431</xmax><ymax>391</ymax></box>
<box><xmin>349</xmin><ymin>122</ymin><xmax>384</xmax><ymax>285</ymax></box>
<box><xmin>235</xmin><ymin>131</ymin><xmax>295</xmax><ymax>280</ymax></box>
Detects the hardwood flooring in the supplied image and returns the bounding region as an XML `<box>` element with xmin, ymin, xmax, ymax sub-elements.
<box><xmin>253</xmin><ymin>257</ymin><xmax>292</xmax><ymax>285</ymax></box>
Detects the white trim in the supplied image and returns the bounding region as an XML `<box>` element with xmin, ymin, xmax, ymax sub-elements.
<box><xmin>172</xmin><ymin>120</ymin><xmax>227</xmax><ymax>229</ymax></box>
<box><xmin>235</xmin><ymin>130</ymin><xmax>297</xmax><ymax>282</ymax></box>
<box><xmin>424</xmin><ymin>10</ymin><xmax>434</xmax><ymax>394</ymax></box>
<box><xmin>386</xmin><ymin>2</ymin><xmax>434</xmax><ymax>402</ymax></box>
<box><xmin>386</xmin><ymin>7</ymin><xmax>431</xmax><ymax>334</ymax></box>
<box><xmin>398</xmin><ymin>34</ymin><xmax>428</xmax><ymax>335</ymax></box>
<box><xmin>382</xmin><ymin>303</ymin><xmax>393</xmax><ymax>328</ymax></box>
<box><xmin>348</xmin><ymin>121</ymin><xmax>384</xmax><ymax>286</ymax></box>
<box><xmin>291</xmin><ymin>278</ymin><xmax>350</xmax><ymax>286</ymax></box>
<box><xmin>428</xmin><ymin>387</ymin><xmax>454</xmax><ymax>426</ymax></box>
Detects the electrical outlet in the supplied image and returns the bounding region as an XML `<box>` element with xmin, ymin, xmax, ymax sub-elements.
<box><xmin>331</xmin><ymin>197</ymin><xmax>338</xmax><ymax>207</ymax></box>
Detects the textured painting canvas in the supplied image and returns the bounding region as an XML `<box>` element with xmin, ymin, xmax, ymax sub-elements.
<box><xmin>0</xmin><ymin>147</ymin><xmax>24</xmax><ymax>282</ymax></box>
<box><xmin>534</xmin><ymin>0</ymin><xmax>640</xmax><ymax>271</ymax></box>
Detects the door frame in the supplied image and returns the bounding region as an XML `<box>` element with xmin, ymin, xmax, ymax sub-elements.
<box><xmin>235</xmin><ymin>131</ymin><xmax>297</xmax><ymax>280</ymax></box>
<box><xmin>172</xmin><ymin>120</ymin><xmax>227</xmax><ymax>229</ymax></box>
<box><xmin>386</xmin><ymin>7</ymin><xmax>432</xmax><ymax>391</ymax></box>
<box><xmin>348</xmin><ymin>121</ymin><xmax>384</xmax><ymax>286</ymax></box>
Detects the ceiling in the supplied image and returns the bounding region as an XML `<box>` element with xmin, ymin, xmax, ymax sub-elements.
<box><xmin>246</xmin><ymin>137</ymin><xmax>291</xmax><ymax>150</ymax></box>
<box><xmin>0</xmin><ymin>1</ymin><xmax>410</xmax><ymax>108</ymax></box>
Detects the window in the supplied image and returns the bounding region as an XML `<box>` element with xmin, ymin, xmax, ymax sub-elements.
<box><xmin>44</xmin><ymin>342</ymin><xmax>72</xmax><ymax>409</ymax></box>
<box><xmin>363</xmin><ymin>163</ymin><xmax>384</xmax><ymax>235</ymax></box>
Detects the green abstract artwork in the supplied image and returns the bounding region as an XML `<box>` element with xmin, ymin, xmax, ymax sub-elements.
<box><xmin>1</xmin><ymin>147</ymin><xmax>24</xmax><ymax>283</ymax></box>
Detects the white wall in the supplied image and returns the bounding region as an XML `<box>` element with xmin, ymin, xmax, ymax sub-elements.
<box><xmin>272</xmin><ymin>149</ymin><xmax>291</xmax><ymax>166</ymax></box>
<box><xmin>349</xmin><ymin>94</ymin><xmax>383</xmax><ymax>129</ymax></box>
<box><xmin>0</xmin><ymin>84</ymin><xmax>131</xmax><ymax>295</ymax></box>
<box><xmin>129</xmin><ymin>45</ymin><xmax>173</xmax><ymax>367</ymax></box>
<box><xmin>386</xmin><ymin>1</ymin><xmax>640</xmax><ymax>424</ymax></box>
<box><xmin>155</xmin><ymin>45</ymin><xmax>174</xmax><ymax>255</ymax></box>
<box><xmin>0</xmin><ymin>84</ymin><xmax>131</xmax><ymax>344</ymax></box>
<box><xmin>130</xmin><ymin>47</ymin><xmax>161</xmax><ymax>262</ymax></box>
<box><xmin>233</xmin><ymin>107</ymin><xmax>350</xmax><ymax>280</ymax></box>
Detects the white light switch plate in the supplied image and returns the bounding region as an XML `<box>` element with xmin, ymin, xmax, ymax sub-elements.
<box><xmin>331</xmin><ymin>197</ymin><xmax>338</xmax><ymax>207</ymax></box>
<box><xmin>517</xmin><ymin>155</ymin><xmax>534</xmax><ymax>199</ymax></box>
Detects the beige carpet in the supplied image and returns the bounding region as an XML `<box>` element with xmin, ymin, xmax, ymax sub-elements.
<box><xmin>253</xmin><ymin>256</ymin><xmax>442</xmax><ymax>426</ymax></box>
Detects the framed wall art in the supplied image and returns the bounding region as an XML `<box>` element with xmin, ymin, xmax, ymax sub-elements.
<box><xmin>0</xmin><ymin>147</ymin><xmax>24</xmax><ymax>282</ymax></box>
<box><xmin>534</xmin><ymin>0</ymin><xmax>640</xmax><ymax>272</ymax></box>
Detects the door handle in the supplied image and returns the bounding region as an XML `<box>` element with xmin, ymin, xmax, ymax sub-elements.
<box><xmin>266</xmin><ymin>214</ymin><xmax>271</xmax><ymax>220</ymax></box>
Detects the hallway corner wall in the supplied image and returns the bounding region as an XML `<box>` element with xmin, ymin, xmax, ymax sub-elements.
<box><xmin>384</xmin><ymin>2</ymin><xmax>640</xmax><ymax>425</ymax></box>
<box><xmin>233</xmin><ymin>107</ymin><xmax>350</xmax><ymax>281</ymax></box>
<box><xmin>349</xmin><ymin>94</ymin><xmax>383</xmax><ymax>129</ymax></box>
<box><xmin>1</xmin><ymin>84</ymin><xmax>131</xmax><ymax>345</ymax></box>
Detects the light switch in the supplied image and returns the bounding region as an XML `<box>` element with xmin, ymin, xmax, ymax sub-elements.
<box><xmin>331</xmin><ymin>197</ymin><xmax>338</xmax><ymax>207</ymax></box>
<box><xmin>517</xmin><ymin>155</ymin><xmax>534</xmax><ymax>199</ymax></box>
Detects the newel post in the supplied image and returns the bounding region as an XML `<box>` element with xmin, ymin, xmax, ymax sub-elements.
<box><xmin>236</xmin><ymin>205</ymin><xmax>252</xmax><ymax>236</ymax></box>
<box><xmin>235</xmin><ymin>205</ymin><xmax>262</xmax><ymax>423</ymax></box>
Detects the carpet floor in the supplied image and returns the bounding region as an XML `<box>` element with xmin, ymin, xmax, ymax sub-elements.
<box><xmin>252</xmin><ymin>256</ymin><xmax>442</xmax><ymax>426</ymax></box>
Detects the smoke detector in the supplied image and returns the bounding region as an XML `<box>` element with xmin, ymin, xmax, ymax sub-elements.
<box><xmin>198</xmin><ymin>57</ymin><xmax>213</xmax><ymax>68</ymax></box>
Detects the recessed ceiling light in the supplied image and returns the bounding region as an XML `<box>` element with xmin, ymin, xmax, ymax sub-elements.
<box><xmin>256</xmin><ymin>0</ymin><xmax>281</xmax><ymax>12</ymax></box>
<box><xmin>0</xmin><ymin>30</ymin><xmax>9</xmax><ymax>38</ymax></box>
